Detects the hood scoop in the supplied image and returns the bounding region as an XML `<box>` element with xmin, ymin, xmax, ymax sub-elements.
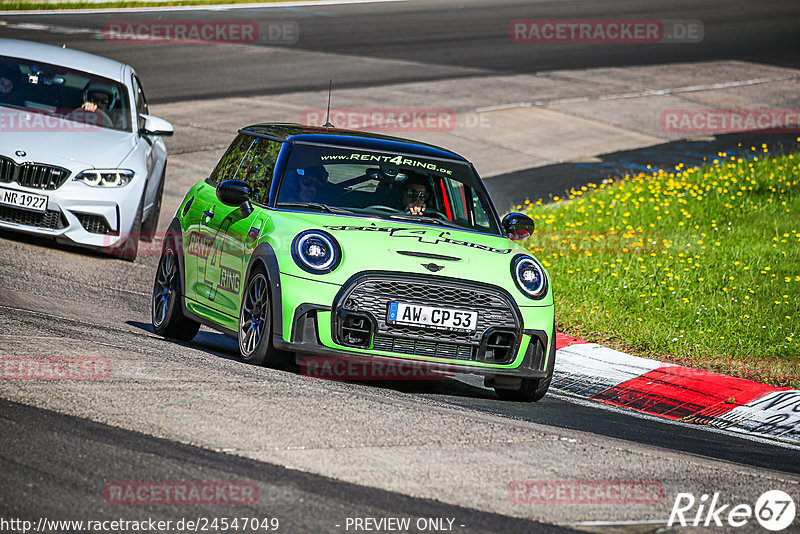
<box><xmin>395</xmin><ymin>250</ymin><xmax>462</xmax><ymax>262</ymax></box>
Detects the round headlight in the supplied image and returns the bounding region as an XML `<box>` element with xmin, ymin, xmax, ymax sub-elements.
<box><xmin>75</xmin><ymin>169</ymin><xmax>134</xmax><ymax>187</ymax></box>
<box><xmin>511</xmin><ymin>255</ymin><xmax>547</xmax><ymax>299</ymax></box>
<box><xmin>292</xmin><ymin>230</ymin><xmax>341</xmax><ymax>274</ymax></box>
<box><xmin>101</xmin><ymin>172</ymin><xmax>121</xmax><ymax>186</ymax></box>
<box><xmin>81</xmin><ymin>171</ymin><xmax>101</xmax><ymax>186</ymax></box>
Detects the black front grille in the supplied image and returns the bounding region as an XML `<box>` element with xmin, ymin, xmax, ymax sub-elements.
<box><xmin>75</xmin><ymin>213</ymin><xmax>112</xmax><ymax>235</ymax></box>
<box><xmin>0</xmin><ymin>156</ymin><xmax>71</xmax><ymax>190</ymax></box>
<box><xmin>0</xmin><ymin>205</ymin><xmax>66</xmax><ymax>229</ymax></box>
<box><xmin>379</xmin><ymin>324</ymin><xmax>467</xmax><ymax>343</ymax></box>
<box><xmin>373</xmin><ymin>335</ymin><xmax>476</xmax><ymax>360</ymax></box>
<box><xmin>353</xmin><ymin>279</ymin><xmax>513</xmax><ymax>310</ymax></box>
<box><xmin>335</xmin><ymin>274</ymin><xmax>520</xmax><ymax>362</ymax></box>
<box><xmin>0</xmin><ymin>157</ymin><xmax>14</xmax><ymax>183</ymax></box>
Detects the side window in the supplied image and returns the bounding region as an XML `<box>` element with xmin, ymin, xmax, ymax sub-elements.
<box><xmin>131</xmin><ymin>74</ymin><xmax>149</xmax><ymax>130</ymax></box>
<box><xmin>447</xmin><ymin>181</ymin><xmax>469</xmax><ymax>221</ymax></box>
<box><xmin>470</xmin><ymin>189</ymin><xmax>491</xmax><ymax>229</ymax></box>
<box><xmin>208</xmin><ymin>134</ymin><xmax>254</xmax><ymax>185</ymax></box>
<box><xmin>233</xmin><ymin>138</ymin><xmax>282</xmax><ymax>205</ymax></box>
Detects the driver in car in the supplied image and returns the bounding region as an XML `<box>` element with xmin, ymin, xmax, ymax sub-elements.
<box><xmin>0</xmin><ymin>65</ymin><xmax>20</xmax><ymax>105</ymax></box>
<box><xmin>283</xmin><ymin>165</ymin><xmax>329</xmax><ymax>203</ymax></box>
<box><xmin>400</xmin><ymin>176</ymin><xmax>431</xmax><ymax>216</ymax></box>
<box><xmin>78</xmin><ymin>83</ymin><xmax>116</xmax><ymax>127</ymax></box>
<box><xmin>81</xmin><ymin>89</ymin><xmax>110</xmax><ymax>113</ymax></box>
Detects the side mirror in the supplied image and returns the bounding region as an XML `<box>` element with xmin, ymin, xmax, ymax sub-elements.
<box><xmin>216</xmin><ymin>180</ymin><xmax>253</xmax><ymax>218</ymax></box>
<box><xmin>502</xmin><ymin>213</ymin><xmax>535</xmax><ymax>241</ymax></box>
<box><xmin>139</xmin><ymin>114</ymin><xmax>174</xmax><ymax>136</ymax></box>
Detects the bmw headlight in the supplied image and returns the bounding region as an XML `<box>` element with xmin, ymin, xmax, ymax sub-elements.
<box><xmin>511</xmin><ymin>254</ymin><xmax>548</xmax><ymax>299</ymax></box>
<box><xmin>75</xmin><ymin>169</ymin><xmax>134</xmax><ymax>187</ymax></box>
<box><xmin>292</xmin><ymin>230</ymin><xmax>341</xmax><ymax>274</ymax></box>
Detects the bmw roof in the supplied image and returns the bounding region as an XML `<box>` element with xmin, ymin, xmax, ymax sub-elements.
<box><xmin>242</xmin><ymin>123</ymin><xmax>469</xmax><ymax>162</ymax></box>
<box><xmin>0</xmin><ymin>38</ymin><xmax>129</xmax><ymax>82</ymax></box>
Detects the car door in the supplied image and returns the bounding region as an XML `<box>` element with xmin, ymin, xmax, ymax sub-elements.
<box><xmin>183</xmin><ymin>134</ymin><xmax>250</xmax><ymax>309</ymax></box>
<box><xmin>130</xmin><ymin>73</ymin><xmax>163</xmax><ymax>221</ymax></box>
<box><xmin>195</xmin><ymin>136</ymin><xmax>282</xmax><ymax>319</ymax></box>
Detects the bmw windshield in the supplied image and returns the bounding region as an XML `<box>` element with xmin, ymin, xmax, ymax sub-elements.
<box><xmin>276</xmin><ymin>143</ymin><xmax>502</xmax><ymax>235</ymax></box>
<box><xmin>0</xmin><ymin>55</ymin><xmax>132</xmax><ymax>132</ymax></box>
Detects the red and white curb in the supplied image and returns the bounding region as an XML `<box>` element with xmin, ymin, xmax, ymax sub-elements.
<box><xmin>553</xmin><ymin>334</ymin><xmax>800</xmax><ymax>445</ymax></box>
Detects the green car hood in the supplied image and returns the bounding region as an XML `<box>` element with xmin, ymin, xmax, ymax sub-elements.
<box><xmin>265</xmin><ymin>211</ymin><xmax>551</xmax><ymax>307</ymax></box>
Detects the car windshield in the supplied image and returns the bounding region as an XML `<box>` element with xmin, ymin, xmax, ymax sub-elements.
<box><xmin>0</xmin><ymin>55</ymin><xmax>132</xmax><ymax>132</ymax></box>
<box><xmin>276</xmin><ymin>143</ymin><xmax>500</xmax><ymax>234</ymax></box>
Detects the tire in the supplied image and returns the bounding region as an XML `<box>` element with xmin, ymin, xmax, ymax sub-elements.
<box><xmin>141</xmin><ymin>167</ymin><xmax>165</xmax><ymax>242</ymax></box>
<box><xmin>494</xmin><ymin>327</ymin><xmax>556</xmax><ymax>402</ymax></box>
<box><xmin>494</xmin><ymin>376</ymin><xmax>551</xmax><ymax>402</ymax></box>
<box><xmin>113</xmin><ymin>197</ymin><xmax>142</xmax><ymax>262</ymax></box>
<box><xmin>152</xmin><ymin>235</ymin><xmax>200</xmax><ymax>341</ymax></box>
<box><xmin>238</xmin><ymin>267</ymin><xmax>282</xmax><ymax>366</ymax></box>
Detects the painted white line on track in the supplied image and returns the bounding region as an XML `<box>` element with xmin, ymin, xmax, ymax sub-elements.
<box><xmin>0</xmin><ymin>0</ymin><xmax>407</xmax><ymax>15</ymax></box>
<box><xmin>473</xmin><ymin>75</ymin><xmax>800</xmax><ymax>112</ymax></box>
<box><xmin>541</xmin><ymin>74</ymin><xmax>800</xmax><ymax>104</ymax></box>
<box><xmin>1</xmin><ymin>22</ymin><xmax>103</xmax><ymax>38</ymax></box>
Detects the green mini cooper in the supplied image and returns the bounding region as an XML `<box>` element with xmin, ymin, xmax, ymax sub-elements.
<box><xmin>152</xmin><ymin>124</ymin><xmax>555</xmax><ymax>401</ymax></box>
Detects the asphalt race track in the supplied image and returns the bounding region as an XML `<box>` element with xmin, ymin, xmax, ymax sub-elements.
<box><xmin>1</xmin><ymin>1</ymin><xmax>800</xmax><ymax>532</ymax></box>
<box><xmin>0</xmin><ymin>0</ymin><xmax>798</xmax><ymax>102</ymax></box>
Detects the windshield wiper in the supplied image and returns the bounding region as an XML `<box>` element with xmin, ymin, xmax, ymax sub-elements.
<box><xmin>277</xmin><ymin>202</ymin><xmax>353</xmax><ymax>214</ymax></box>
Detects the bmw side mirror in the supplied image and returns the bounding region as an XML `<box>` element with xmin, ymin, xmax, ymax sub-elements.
<box><xmin>139</xmin><ymin>114</ymin><xmax>174</xmax><ymax>136</ymax></box>
<box><xmin>217</xmin><ymin>179</ymin><xmax>253</xmax><ymax>217</ymax></box>
<box><xmin>502</xmin><ymin>213</ymin><xmax>535</xmax><ymax>241</ymax></box>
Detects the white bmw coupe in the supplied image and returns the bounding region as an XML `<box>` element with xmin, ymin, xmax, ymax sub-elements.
<box><xmin>0</xmin><ymin>38</ymin><xmax>173</xmax><ymax>260</ymax></box>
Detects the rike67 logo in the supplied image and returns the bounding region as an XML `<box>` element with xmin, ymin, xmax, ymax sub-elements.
<box><xmin>669</xmin><ymin>490</ymin><xmax>796</xmax><ymax>531</ymax></box>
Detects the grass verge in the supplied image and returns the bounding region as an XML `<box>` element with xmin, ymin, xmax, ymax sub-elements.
<box><xmin>0</xmin><ymin>0</ymin><xmax>289</xmax><ymax>10</ymax></box>
<box><xmin>521</xmin><ymin>144</ymin><xmax>800</xmax><ymax>388</ymax></box>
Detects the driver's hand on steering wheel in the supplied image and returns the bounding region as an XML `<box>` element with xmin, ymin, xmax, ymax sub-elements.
<box><xmin>82</xmin><ymin>101</ymin><xmax>98</xmax><ymax>112</ymax></box>
<box><xmin>408</xmin><ymin>204</ymin><xmax>425</xmax><ymax>215</ymax></box>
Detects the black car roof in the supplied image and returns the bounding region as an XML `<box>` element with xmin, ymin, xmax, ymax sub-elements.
<box><xmin>241</xmin><ymin>123</ymin><xmax>469</xmax><ymax>163</ymax></box>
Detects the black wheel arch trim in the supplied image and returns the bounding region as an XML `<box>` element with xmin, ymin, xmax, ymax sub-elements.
<box><xmin>165</xmin><ymin>217</ymin><xmax>186</xmax><ymax>296</ymax></box>
<box><xmin>244</xmin><ymin>242</ymin><xmax>284</xmax><ymax>342</ymax></box>
<box><xmin>164</xmin><ymin>221</ymin><xmax>284</xmax><ymax>343</ymax></box>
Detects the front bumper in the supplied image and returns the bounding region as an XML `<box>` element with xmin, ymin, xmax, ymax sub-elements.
<box><xmin>0</xmin><ymin>180</ymin><xmax>141</xmax><ymax>249</ymax></box>
<box><xmin>275</xmin><ymin>271</ymin><xmax>555</xmax><ymax>379</ymax></box>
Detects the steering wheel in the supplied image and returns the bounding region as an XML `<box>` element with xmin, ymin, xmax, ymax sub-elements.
<box><xmin>67</xmin><ymin>106</ymin><xmax>114</xmax><ymax>128</ymax></box>
<box><xmin>367</xmin><ymin>205</ymin><xmax>403</xmax><ymax>213</ymax></box>
<box><xmin>419</xmin><ymin>209</ymin><xmax>448</xmax><ymax>220</ymax></box>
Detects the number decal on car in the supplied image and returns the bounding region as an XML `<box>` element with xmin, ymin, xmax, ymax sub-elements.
<box><xmin>203</xmin><ymin>217</ymin><xmax>233</xmax><ymax>302</ymax></box>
